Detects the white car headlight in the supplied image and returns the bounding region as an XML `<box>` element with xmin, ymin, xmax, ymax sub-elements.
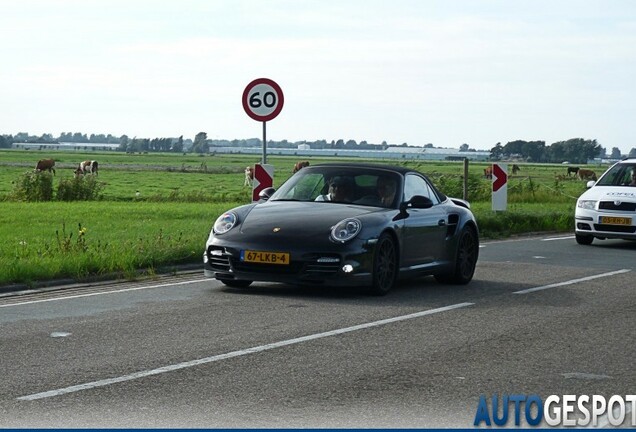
<box><xmin>213</xmin><ymin>212</ymin><xmax>238</xmax><ymax>234</ymax></box>
<box><xmin>331</xmin><ymin>218</ymin><xmax>361</xmax><ymax>243</ymax></box>
<box><xmin>577</xmin><ymin>200</ymin><xmax>597</xmax><ymax>210</ymax></box>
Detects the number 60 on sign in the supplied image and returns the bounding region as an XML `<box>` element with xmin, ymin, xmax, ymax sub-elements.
<box><xmin>242</xmin><ymin>78</ymin><xmax>284</xmax><ymax>122</ymax></box>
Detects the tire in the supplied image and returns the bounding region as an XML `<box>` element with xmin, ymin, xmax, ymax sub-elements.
<box><xmin>370</xmin><ymin>233</ymin><xmax>398</xmax><ymax>295</ymax></box>
<box><xmin>435</xmin><ymin>226</ymin><xmax>478</xmax><ymax>285</ymax></box>
<box><xmin>219</xmin><ymin>278</ymin><xmax>253</xmax><ymax>288</ymax></box>
<box><xmin>575</xmin><ymin>233</ymin><xmax>594</xmax><ymax>245</ymax></box>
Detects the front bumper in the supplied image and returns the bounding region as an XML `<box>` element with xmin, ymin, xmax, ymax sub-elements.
<box><xmin>203</xmin><ymin>238</ymin><xmax>376</xmax><ymax>287</ymax></box>
<box><xmin>575</xmin><ymin>207</ymin><xmax>636</xmax><ymax>240</ymax></box>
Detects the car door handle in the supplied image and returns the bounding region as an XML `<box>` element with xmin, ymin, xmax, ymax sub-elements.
<box><xmin>438</xmin><ymin>219</ymin><xmax>446</xmax><ymax>226</ymax></box>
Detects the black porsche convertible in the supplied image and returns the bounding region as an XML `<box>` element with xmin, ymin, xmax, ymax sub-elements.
<box><xmin>204</xmin><ymin>163</ymin><xmax>479</xmax><ymax>295</ymax></box>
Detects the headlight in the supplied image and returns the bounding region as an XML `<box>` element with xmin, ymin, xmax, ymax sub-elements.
<box><xmin>331</xmin><ymin>218</ymin><xmax>362</xmax><ymax>243</ymax></box>
<box><xmin>213</xmin><ymin>212</ymin><xmax>237</xmax><ymax>234</ymax></box>
<box><xmin>577</xmin><ymin>200</ymin><xmax>597</xmax><ymax>210</ymax></box>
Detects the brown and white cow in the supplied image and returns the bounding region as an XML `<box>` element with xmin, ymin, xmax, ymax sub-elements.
<box><xmin>75</xmin><ymin>160</ymin><xmax>98</xmax><ymax>176</ymax></box>
<box><xmin>577</xmin><ymin>169</ymin><xmax>597</xmax><ymax>181</ymax></box>
<box><xmin>244</xmin><ymin>166</ymin><xmax>254</xmax><ymax>187</ymax></box>
<box><xmin>292</xmin><ymin>160</ymin><xmax>310</xmax><ymax>174</ymax></box>
<box><xmin>35</xmin><ymin>159</ymin><xmax>56</xmax><ymax>175</ymax></box>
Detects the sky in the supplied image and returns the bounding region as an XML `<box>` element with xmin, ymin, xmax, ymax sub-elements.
<box><xmin>1</xmin><ymin>0</ymin><xmax>636</xmax><ymax>153</ymax></box>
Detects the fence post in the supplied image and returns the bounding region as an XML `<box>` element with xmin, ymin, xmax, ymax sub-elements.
<box><xmin>463</xmin><ymin>158</ymin><xmax>469</xmax><ymax>200</ymax></box>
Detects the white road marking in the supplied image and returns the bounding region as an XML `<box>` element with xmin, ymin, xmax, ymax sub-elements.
<box><xmin>542</xmin><ymin>235</ymin><xmax>575</xmax><ymax>241</ymax></box>
<box><xmin>562</xmin><ymin>372</ymin><xmax>610</xmax><ymax>380</ymax></box>
<box><xmin>0</xmin><ymin>279</ymin><xmax>203</xmax><ymax>309</ymax></box>
<box><xmin>50</xmin><ymin>332</ymin><xmax>71</xmax><ymax>338</ymax></box>
<box><xmin>17</xmin><ymin>302</ymin><xmax>474</xmax><ymax>401</ymax></box>
<box><xmin>513</xmin><ymin>269</ymin><xmax>631</xmax><ymax>294</ymax></box>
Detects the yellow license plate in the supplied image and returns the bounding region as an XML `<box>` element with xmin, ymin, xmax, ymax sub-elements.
<box><xmin>600</xmin><ymin>216</ymin><xmax>632</xmax><ymax>225</ymax></box>
<box><xmin>241</xmin><ymin>250</ymin><xmax>290</xmax><ymax>265</ymax></box>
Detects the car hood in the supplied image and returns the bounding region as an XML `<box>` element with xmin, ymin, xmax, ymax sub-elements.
<box><xmin>579</xmin><ymin>186</ymin><xmax>636</xmax><ymax>202</ymax></box>
<box><xmin>239</xmin><ymin>201</ymin><xmax>384</xmax><ymax>236</ymax></box>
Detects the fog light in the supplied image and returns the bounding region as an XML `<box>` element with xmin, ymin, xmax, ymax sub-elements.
<box><xmin>342</xmin><ymin>264</ymin><xmax>354</xmax><ymax>273</ymax></box>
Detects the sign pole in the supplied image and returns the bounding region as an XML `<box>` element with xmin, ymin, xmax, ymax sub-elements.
<box><xmin>262</xmin><ymin>121</ymin><xmax>267</xmax><ymax>164</ymax></box>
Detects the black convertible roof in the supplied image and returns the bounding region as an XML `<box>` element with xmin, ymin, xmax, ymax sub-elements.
<box><xmin>310</xmin><ymin>162</ymin><xmax>416</xmax><ymax>175</ymax></box>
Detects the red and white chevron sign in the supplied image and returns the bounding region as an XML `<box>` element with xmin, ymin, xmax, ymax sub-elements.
<box><xmin>252</xmin><ymin>163</ymin><xmax>274</xmax><ymax>201</ymax></box>
<box><xmin>492</xmin><ymin>163</ymin><xmax>508</xmax><ymax>211</ymax></box>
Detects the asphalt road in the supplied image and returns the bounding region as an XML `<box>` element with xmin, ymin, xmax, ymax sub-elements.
<box><xmin>0</xmin><ymin>234</ymin><xmax>634</xmax><ymax>428</ymax></box>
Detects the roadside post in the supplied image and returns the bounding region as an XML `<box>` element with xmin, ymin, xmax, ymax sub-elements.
<box><xmin>242</xmin><ymin>78</ymin><xmax>284</xmax><ymax>201</ymax></box>
<box><xmin>492</xmin><ymin>163</ymin><xmax>508</xmax><ymax>211</ymax></box>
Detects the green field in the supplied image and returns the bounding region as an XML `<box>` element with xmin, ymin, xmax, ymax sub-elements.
<box><xmin>0</xmin><ymin>149</ymin><xmax>606</xmax><ymax>287</ymax></box>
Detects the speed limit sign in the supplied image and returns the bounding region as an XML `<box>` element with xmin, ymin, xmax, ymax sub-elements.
<box><xmin>242</xmin><ymin>78</ymin><xmax>284</xmax><ymax>122</ymax></box>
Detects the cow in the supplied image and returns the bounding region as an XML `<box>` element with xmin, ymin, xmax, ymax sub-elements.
<box><xmin>577</xmin><ymin>169</ymin><xmax>597</xmax><ymax>181</ymax></box>
<box><xmin>292</xmin><ymin>160</ymin><xmax>310</xmax><ymax>173</ymax></box>
<box><xmin>244</xmin><ymin>166</ymin><xmax>254</xmax><ymax>187</ymax></box>
<box><xmin>567</xmin><ymin>166</ymin><xmax>580</xmax><ymax>177</ymax></box>
<box><xmin>483</xmin><ymin>167</ymin><xmax>493</xmax><ymax>179</ymax></box>
<box><xmin>511</xmin><ymin>164</ymin><xmax>520</xmax><ymax>175</ymax></box>
<box><xmin>35</xmin><ymin>159</ymin><xmax>56</xmax><ymax>175</ymax></box>
<box><xmin>75</xmin><ymin>160</ymin><xmax>98</xmax><ymax>176</ymax></box>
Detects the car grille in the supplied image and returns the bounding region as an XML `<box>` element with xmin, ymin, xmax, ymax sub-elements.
<box><xmin>305</xmin><ymin>262</ymin><xmax>341</xmax><ymax>275</ymax></box>
<box><xmin>593</xmin><ymin>224</ymin><xmax>636</xmax><ymax>233</ymax></box>
<box><xmin>598</xmin><ymin>201</ymin><xmax>636</xmax><ymax>211</ymax></box>
<box><xmin>206</xmin><ymin>246</ymin><xmax>231</xmax><ymax>271</ymax></box>
<box><xmin>231</xmin><ymin>259</ymin><xmax>303</xmax><ymax>274</ymax></box>
<box><xmin>230</xmin><ymin>259</ymin><xmax>341</xmax><ymax>277</ymax></box>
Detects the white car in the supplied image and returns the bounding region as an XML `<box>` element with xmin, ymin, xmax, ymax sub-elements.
<box><xmin>575</xmin><ymin>159</ymin><xmax>636</xmax><ymax>245</ymax></box>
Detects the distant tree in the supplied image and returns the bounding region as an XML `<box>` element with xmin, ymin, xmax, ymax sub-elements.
<box><xmin>547</xmin><ymin>138</ymin><xmax>602</xmax><ymax>164</ymax></box>
<box><xmin>89</xmin><ymin>133</ymin><xmax>107</xmax><ymax>143</ymax></box>
<box><xmin>193</xmin><ymin>132</ymin><xmax>209</xmax><ymax>153</ymax></box>
<box><xmin>521</xmin><ymin>141</ymin><xmax>546</xmax><ymax>162</ymax></box>
<box><xmin>0</xmin><ymin>135</ymin><xmax>9</xmax><ymax>148</ymax></box>
<box><xmin>72</xmin><ymin>132</ymin><xmax>88</xmax><ymax>142</ymax></box>
<box><xmin>629</xmin><ymin>148</ymin><xmax>636</xmax><ymax>158</ymax></box>
<box><xmin>39</xmin><ymin>133</ymin><xmax>54</xmax><ymax>142</ymax></box>
<box><xmin>118</xmin><ymin>135</ymin><xmax>129</xmax><ymax>151</ymax></box>
<box><xmin>490</xmin><ymin>142</ymin><xmax>503</xmax><ymax>160</ymax></box>
<box><xmin>14</xmin><ymin>132</ymin><xmax>29</xmax><ymax>142</ymax></box>
<box><xmin>172</xmin><ymin>136</ymin><xmax>184</xmax><ymax>153</ymax></box>
<box><xmin>459</xmin><ymin>143</ymin><xmax>469</xmax><ymax>152</ymax></box>
<box><xmin>610</xmin><ymin>147</ymin><xmax>622</xmax><ymax>159</ymax></box>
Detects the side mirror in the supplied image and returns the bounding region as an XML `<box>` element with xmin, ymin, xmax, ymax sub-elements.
<box><xmin>586</xmin><ymin>180</ymin><xmax>596</xmax><ymax>189</ymax></box>
<box><xmin>399</xmin><ymin>195</ymin><xmax>433</xmax><ymax>211</ymax></box>
<box><xmin>258</xmin><ymin>187</ymin><xmax>276</xmax><ymax>201</ymax></box>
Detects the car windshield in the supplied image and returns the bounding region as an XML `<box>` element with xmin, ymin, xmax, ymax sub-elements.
<box><xmin>595</xmin><ymin>164</ymin><xmax>636</xmax><ymax>186</ymax></box>
<box><xmin>269</xmin><ymin>166</ymin><xmax>402</xmax><ymax>208</ymax></box>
